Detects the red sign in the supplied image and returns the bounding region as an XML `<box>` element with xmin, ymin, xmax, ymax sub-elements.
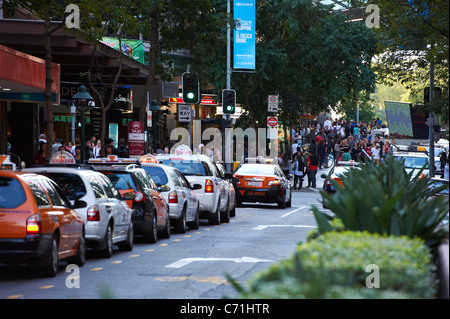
<box><xmin>169</xmin><ymin>94</ymin><xmax>218</xmax><ymax>105</ymax></box>
<box><xmin>267</xmin><ymin>116</ymin><xmax>278</xmax><ymax>127</ymax></box>
<box><xmin>128</xmin><ymin>121</ymin><xmax>145</xmax><ymax>156</ymax></box>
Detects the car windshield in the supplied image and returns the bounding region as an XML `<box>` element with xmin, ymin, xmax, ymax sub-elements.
<box><xmin>101</xmin><ymin>171</ymin><xmax>137</xmax><ymax>191</ymax></box>
<box><xmin>158</xmin><ymin>159</ymin><xmax>209</xmax><ymax>176</ymax></box>
<box><xmin>394</xmin><ymin>156</ymin><xmax>428</xmax><ymax>169</ymax></box>
<box><xmin>141</xmin><ymin>166</ymin><xmax>168</xmax><ymax>186</ymax></box>
<box><xmin>43</xmin><ymin>173</ymin><xmax>87</xmax><ymax>201</ymax></box>
<box><xmin>0</xmin><ymin>176</ymin><xmax>26</xmax><ymax>208</ymax></box>
<box><xmin>235</xmin><ymin>164</ymin><xmax>276</xmax><ymax>176</ymax></box>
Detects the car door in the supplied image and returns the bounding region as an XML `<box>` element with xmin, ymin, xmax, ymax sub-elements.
<box><xmin>97</xmin><ymin>174</ymin><xmax>129</xmax><ymax>239</ymax></box>
<box><xmin>38</xmin><ymin>177</ymin><xmax>78</xmax><ymax>256</ymax></box>
<box><xmin>85</xmin><ymin>175</ymin><xmax>118</xmax><ymax>237</ymax></box>
<box><xmin>175</xmin><ymin>170</ymin><xmax>198</xmax><ymax>219</ymax></box>
<box><xmin>135</xmin><ymin>171</ymin><xmax>167</xmax><ymax>228</ymax></box>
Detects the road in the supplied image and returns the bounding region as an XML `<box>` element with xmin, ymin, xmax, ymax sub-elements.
<box><xmin>0</xmin><ymin>179</ymin><xmax>328</xmax><ymax>300</ymax></box>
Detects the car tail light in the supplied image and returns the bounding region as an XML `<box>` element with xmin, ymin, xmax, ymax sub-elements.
<box><xmin>205</xmin><ymin>179</ymin><xmax>214</xmax><ymax>193</ymax></box>
<box><xmin>87</xmin><ymin>205</ymin><xmax>100</xmax><ymax>221</ymax></box>
<box><xmin>134</xmin><ymin>191</ymin><xmax>145</xmax><ymax>202</ymax></box>
<box><xmin>168</xmin><ymin>191</ymin><xmax>178</xmax><ymax>203</ymax></box>
<box><xmin>26</xmin><ymin>214</ymin><xmax>41</xmax><ymax>234</ymax></box>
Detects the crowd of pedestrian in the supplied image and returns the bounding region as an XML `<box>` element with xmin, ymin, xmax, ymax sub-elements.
<box><xmin>34</xmin><ymin>134</ymin><xmax>130</xmax><ymax>165</ymax></box>
<box><xmin>280</xmin><ymin>117</ymin><xmax>399</xmax><ymax>190</ymax></box>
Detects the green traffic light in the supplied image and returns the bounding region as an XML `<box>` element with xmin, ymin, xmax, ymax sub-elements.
<box><xmin>227</xmin><ymin>105</ymin><xmax>234</xmax><ymax>111</ymax></box>
<box><xmin>187</xmin><ymin>92</ymin><xmax>195</xmax><ymax>100</ymax></box>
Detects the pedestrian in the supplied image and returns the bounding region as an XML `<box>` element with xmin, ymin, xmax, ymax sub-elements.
<box><xmin>93</xmin><ymin>139</ymin><xmax>102</xmax><ymax>158</ymax></box>
<box><xmin>371</xmin><ymin>143</ymin><xmax>381</xmax><ymax>164</ymax></box>
<box><xmin>74</xmin><ymin>145</ymin><xmax>82</xmax><ymax>164</ymax></box>
<box><xmin>34</xmin><ymin>141</ymin><xmax>47</xmax><ymax>165</ymax></box>
<box><xmin>291</xmin><ymin>139</ymin><xmax>299</xmax><ymax>160</ymax></box>
<box><xmin>293</xmin><ymin>150</ymin><xmax>305</xmax><ymax>190</ymax></box>
<box><xmin>318</xmin><ymin>139</ymin><xmax>326</xmax><ymax>169</ymax></box>
<box><xmin>307</xmin><ymin>151</ymin><xmax>319</xmax><ymax>188</ymax></box>
<box><xmin>117</xmin><ymin>138</ymin><xmax>129</xmax><ymax>157</ymax></box>
<box><xmin>281</xmin><ymin>153</ymin><xmax>291</xmax><ymax>177</ymax></box>
<box><xmin>444</xmin><ymin>158</ymin><xmax>449</xmax><ymax>180</ymax></box>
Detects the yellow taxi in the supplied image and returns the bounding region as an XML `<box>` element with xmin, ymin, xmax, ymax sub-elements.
<box><xmin>232</xmin><ymin>158</ymin><xmax>292</xmax><ymax>208</ymax></box>
<box><xmin>0</xmin><ymin>156</ymin><xmax>86</xmax><ymax>277</ymax></box>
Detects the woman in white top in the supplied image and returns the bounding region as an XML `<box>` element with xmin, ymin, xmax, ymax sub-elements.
<box><xmin>93</xmin><ymin>140</ymin><xmax>102</xmax><ymax>158</ymax></box>
<box><xmin>371</xmin><ymin>143</ymin><xmax>381</xmax><ymax>164</ymax></box>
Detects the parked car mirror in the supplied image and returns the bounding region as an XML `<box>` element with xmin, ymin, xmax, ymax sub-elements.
<box><xmin>191</xmin><ymin>184</ymin><xmax>202</xmax><ymax>190</ymax></box>
<box><xmin>321</xmin><ymin>174</ymin><xmax>327</xmax><ymax>178</ymax></box>
<box><xmin>157</xmin><ymin>184</ymin><xmax>170</xmax><ymax>192</ymax></box>
<box><xmin>72</xmin><ymin>200</ymin><xmax>87</xmax><ymax>209</ymax></box>
<box><xmin>224</xmin><ymin>173</ymin><xmax>234</xmax><ymax>179</ymax></box>
<box><xmin>122</xmin><ymin>192</ymin><xmax>135</xmax><ymax>200</ymax></box>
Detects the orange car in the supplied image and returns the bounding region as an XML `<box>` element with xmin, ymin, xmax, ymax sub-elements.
<box><xmin>232</xmin><ymin>162</ymin><xmax>292</xmax><ymax>208</ymax></box>
<box><xmin>0</xmin><ymin>169</ymin><xmax>86</xmax><ymax>277</ymax></box>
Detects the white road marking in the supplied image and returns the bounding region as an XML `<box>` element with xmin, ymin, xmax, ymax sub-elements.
<box><xmin>165</xmin><ymin>256</ymin><xmax>273</xmax><ymax>269</ymax></box>
<box><xmin>252</xmin><ymin>224</ymin><xmax>316</xmax><ymax>230</ymax></box>
<box><xmin>281</xmin><ymin>206</ymin><xmax>307</xmax><ymax>218</ymax></box>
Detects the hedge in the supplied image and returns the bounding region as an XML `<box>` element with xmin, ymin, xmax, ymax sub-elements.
<box><xmin>230</xmin><ymin>231</ymin><xmax>436</xmax><ymax>299</ymax></box>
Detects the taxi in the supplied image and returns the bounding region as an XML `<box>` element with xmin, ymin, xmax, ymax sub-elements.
<box><xmin>89</xmin><ymin>156</ymin><xmax>171</xmax><ymax>243</ymax></box>
<box><xmin>0</xmin><ymin>155</ymin><xmax>86</xmax><ymax>277</ymax></box>
<box><xmin>232</xmin><ymin>158</ymin><xmax>292</xmax><ymax>208</ymax></box>
<box><xmin>321</xmin><ymin>160</ymin><xmax>360</xmax><ymax>194</ymax></box>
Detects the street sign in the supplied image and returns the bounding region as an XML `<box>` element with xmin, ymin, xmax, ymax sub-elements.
<box><xmin>268</xmin><ymin>95</ymin><xmax>279</xmax><ymax>112</ymax></box>
<box><xmin>267</xmin><ymin>116</ymin><xmax>278</xmax><ymax>127</ymax></box>
<box><xmin>178</xmin><ymin>104</ymin><xmax>192</xmax><ymax>123</ymax></box>
<box><xmin>128</xmin><ymin>121</ymin><xmax>145</xmax><ymax>156</ymax></box>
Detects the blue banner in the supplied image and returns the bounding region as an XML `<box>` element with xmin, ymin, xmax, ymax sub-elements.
<box><xmin>233</xmin><ymin>0</ymin><xmax>255</xmax><ymax>70</ymax></box>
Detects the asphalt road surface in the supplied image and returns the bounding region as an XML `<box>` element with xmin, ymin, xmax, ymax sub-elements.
<box><xmin>0</xmin><ymin>180</ymin><xmax>328</xmax><ymax>300</ymax></box>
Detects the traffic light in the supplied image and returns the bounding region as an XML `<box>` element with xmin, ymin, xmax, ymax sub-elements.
<box><xmin>182</xmin><ymin>72</ymin><xmax>200</xmax><ymax>104</ymax></box>
<box><xmin>222</xmin><ymin>89</ymin><xmax>236</xmax><ymax>115</ymax></box>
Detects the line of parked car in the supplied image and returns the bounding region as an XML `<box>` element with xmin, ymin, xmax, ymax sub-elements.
<box><xmin>0</xmin><ymin>149</ymin><xmax>240</xmax><ymax>277</ymax></box>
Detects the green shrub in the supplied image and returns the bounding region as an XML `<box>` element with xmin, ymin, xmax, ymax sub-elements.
<box><xmin>229</xmin><ymin>231</ymin><xmax>436</xmax><ymax>299</ymax></box>
<box><xmin>315</xmin><ymin>154</ymin><xmax>449</xmax><ymax>248</ymax></box>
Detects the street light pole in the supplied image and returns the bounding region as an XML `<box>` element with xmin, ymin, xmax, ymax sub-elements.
<box><xmin>72</xmin><ymin>85</ymin><xmax>93</xmax><ymax>164</ymax></box>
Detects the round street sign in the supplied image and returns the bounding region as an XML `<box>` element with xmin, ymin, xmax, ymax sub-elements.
<box><xmin>267</xmin><ymin>116</ymin><xmax>278</xmax><ymax>127</ymax></box>
<box><xmin>269</xmin><ymin>95</ymin><xmax>278</xmax><ymax>103</ymax></box>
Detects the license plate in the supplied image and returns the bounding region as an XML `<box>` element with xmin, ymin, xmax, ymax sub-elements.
<box><xmin>248</xmin><ymin>181</ymin><xmax>262</xmax><ymax>187</ymax></box>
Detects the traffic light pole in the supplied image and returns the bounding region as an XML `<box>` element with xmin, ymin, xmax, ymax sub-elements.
<box><xmin>224</xmin><ymin>0</ymin><xmax>232</xmax><ymax>173</ymax></box>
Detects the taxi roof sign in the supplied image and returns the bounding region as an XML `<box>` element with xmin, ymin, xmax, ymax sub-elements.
<box><xmin>49</xmin><ymin>151</ymin><xmax>76</xmax><ymax>164</ymax></box>
<box><xmin>0</xmin><ymin>154</ymin><xmax>17</xmax><ymax>170</ymax></box>
<box><xmin>175</xmin><ymin>144</ymin><xmax>192</xmax><ymax>155</ymax></box>
<box><xmin>88</xmin><ymin>156</ymin><xmax>138</xmax><ymax>164</ymax></box>
<box><xmin>140</xmin><ymin>154</ymin><xmax>159</xmax><ymax>164</ymax></box>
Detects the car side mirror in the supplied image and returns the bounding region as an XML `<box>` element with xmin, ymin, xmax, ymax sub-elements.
<box><xmin>72</xmin><ymin>200</ymin><xmax>87</xmax><ymax>209</ymax></box>
<box><xmin>321</xmin><ymin>174</ymin><xmax>327</xmax><ymax>178</ymax></box>
<box><xmin>224</xmin><ymin>173</ymin><xmax>234</xmax><ymax>179</ymax></box>
<box><xmin>192</xmin><ymin>184</ymin><xmax>202</xmax><ymax>190</ymax></box>
<box><xmin>157</xmin><ymin>185</ymin><xmax>170</xmax><ymax>192</ymax></box>
<box><xmin>121</xmin><ymin>192</ymin><xmax>135</xmax><ymax>200</ymax></box>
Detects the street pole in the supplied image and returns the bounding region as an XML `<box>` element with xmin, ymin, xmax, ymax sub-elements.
<box><xmin>224</xmin><ymin>0</ymin><xmax>232</xmax><ymax>173</ymax></box>
<box><xmin>428</xmin><ymin>60</ymin><xmax>435</xmax><ymax>177</ymax></box>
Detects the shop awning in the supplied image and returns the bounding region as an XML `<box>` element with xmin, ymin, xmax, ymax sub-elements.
<box><xmin>0</xmin><ymin>44</ymin><xmax>60</xmax><ymax>103</ymax></box>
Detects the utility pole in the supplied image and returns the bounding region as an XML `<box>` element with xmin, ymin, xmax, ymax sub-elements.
<box><xmin>224</xmin><ymin>0</ymin><xmax>232</xmax><ymax>173</ymax></box>
<box><xmin>428</xmin><ymin>60</ymin><xmax>435</xmax><ymax>177</ymax></box>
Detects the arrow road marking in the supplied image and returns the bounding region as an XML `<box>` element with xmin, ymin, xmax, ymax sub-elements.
<box><xmin>165</xmin><ymin>257</ymin><xmax>273</xmax><ymax>269</ymax></box>
<box><xmin>281</xmin><ymin>206</ymin><xmax>306</xmax><ymax>218</ymax></box>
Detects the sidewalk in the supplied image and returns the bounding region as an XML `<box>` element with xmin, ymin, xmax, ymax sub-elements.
<box><xmin>290</xmin><ymin>166</ymin><xmax>331</xmax><ymax>193</ymax></box>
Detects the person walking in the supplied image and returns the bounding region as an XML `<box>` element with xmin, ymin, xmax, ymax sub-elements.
<box><xmin>307</xmin><ymin>151</ymin><xmax>319</xmax><ymax>188</ymax></box>
<box><xmin>293</xmin><ymin>150</ymin><xmax>305</xmax><ymax>190</ymax></box>
<box><xmin>281</xmin><ymin>153</ymin><xmax>291</xmax><ymax>177</ymax></box>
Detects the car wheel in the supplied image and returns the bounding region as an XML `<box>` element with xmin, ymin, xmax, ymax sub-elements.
<box><xmin>286</xmin><ymin>189</ymin><xmax>292</xmax><ymax>208</ymax></box>
<box><xmin>188</xmin><ymin>203</ymin><xmax>200</xmax><ymax>230</ymax></box>
<box><xmin>209</xmin><ymin>200</ymin><xmax>221</xmax><ymax>225</ymax></box>
<box><xmin>119</xmin><ymin>223</ymin><xmax>134</xmax><ymax>251</ymax></box>
<box><xmin>278</xmin><ymin>194</ymin><xmax>287</xmax><ymax>209</ymax></box>
<box><xmin>159</xmin><ymin>211</ymin><xmax>171</xmax><ymax>239</ymax></box>
<box><xmin>99</xmin><ymin>223</ymin><xmax>114</xmax><ymax>258</ymax></box>
<box><xmin>220</xmin><ymin>198</ymin><xmax>230</xmax><ymax>223</ymax></box>
<box><xmin>174</xmin><ymin>206</ymin><xmax>187</xmax><ymax>233</ymax></box>
<box><xmin>68</xmin><ymin>229</ymin><xmax>86</xmax><ymax>266</ymax></box>
<box><xmin>143</xmin><ymin>212</ymin><xmax>158</xmax><ymax>243</ymax></box>
<box><xmin>41</xmin><ymin>236</ymin><xmax>59</xmax><ymax>277</ymax></box>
